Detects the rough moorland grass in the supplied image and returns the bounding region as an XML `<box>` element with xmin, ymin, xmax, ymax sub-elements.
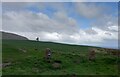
<box><xmin>2</xmin><ymin>40</ymin><xmax>119</xmax><ymax>75</ymax></box>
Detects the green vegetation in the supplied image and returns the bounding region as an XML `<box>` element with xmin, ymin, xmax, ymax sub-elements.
<box><xmin>2</xmin><ymin>40</ymin><xmax>120</xmax><ymax>75</ymax></box>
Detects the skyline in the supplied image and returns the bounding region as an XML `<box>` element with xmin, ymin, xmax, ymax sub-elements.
<box><xmin>2</xmin><ymin>2</ymin><xmax>118</xmax><ymax>49</ymax></box>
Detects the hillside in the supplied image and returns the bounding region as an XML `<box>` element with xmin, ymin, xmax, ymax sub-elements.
<box><xmin>2</xmin><ymin>40</ymin><xmax>120</xmax><ymax>76</ymax></box>
<box><xmin>1</xmin><ymin>31</ymin><xmax>28</xmax><ymax>40</ymax></box>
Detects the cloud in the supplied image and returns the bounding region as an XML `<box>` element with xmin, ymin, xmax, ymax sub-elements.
<box><xmin>2</xmin><ymin>2</ymin><xmax>29</xmax><ymax>12</ymax></box>
<box><xmin>2</xmin><ymin>2</ymin><xmax>118</xmax><ymax>49</ymax></box>
<box><xmin>11</xmin><ymin>26</ymin><xmax>117</xmax><ymax>49</ymax></box>
<box><xmin>2</xmin><ymin>0</ymin><xmax>120</xmax><ymax>2</ymax></box>
<box><xmin>3</xmin><ymin>11</ymin><xmax>78</xmax><ymax>34</ymax></box>
<box><xmin>1</xmin><ymin>0</ymin><xmax>87</xmax><ymax>2</ymax></box>
<box><xmin>91</xmin><ymin>15</ymin><xmax>118</xmax><ymax>32</ymax></box>
<box><xmin>0</xmin><ymin>2</ymin><xmax>2</xmax><ymax>31</ymax></box>
<box><xmin>85</xmin><ymin>28</ymin><xmax>98</xmax><ymax>35</ymax></box>
<box><xmin>108</xmin><ymin>25</ymin><xmax>118</xmax><ymax>32</ymax></box>
<box><xmin>39</xmin><ymin>32</ymin><xmax>62</xmax><ymax>41</ymax></box>
<box><xmin>2</xmin><ymin>0</ymin><xmax>46</xmax><ymax>2</ymax></box>
<box><xmin>75</xmin><ymin>3</ymin><xmax>103</xmax><ymax>18</ymax></box>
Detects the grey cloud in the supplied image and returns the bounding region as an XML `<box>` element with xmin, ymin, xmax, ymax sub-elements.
<box><xmin>2</xmin><ymin>2</ymin><xmax>67</xmax><ymax>13</ymax></box>
<box><xmin>3</xmin><ymin>11</ymin><xmax>79</xmax><ymax>35</ymax></box>
<box><xmin>2</xmin><ymin>0</ymin><xmax>70</xmax><ymax>2</ymax></box>
<box><xmin>2</xmin><ymin>2</ymin><xmax>30</xmax><ymax>12</ymax></box>
<box><xmin>91</xmin><ymin>15</ymin><xmax>118</xmax><ymax>31</ymax></box>
<box><xmin>2</xmin><ymin>0</ymin><xmax>120</xmax><ymax>2</ymax></box>
<box><xmin>0</xmin><ymin>2</ymin><xmax>1</xmax><ymax>31</ymax></box>
<box><xmin>105</xmin><ymin>32</ymin><xmax>112</xmax><ymax>36</ymax></box>
<box><xmin>75</xmin><ymin>2</ymin><xmax>103</xmax><ymax>18</ymax></box>
<box><xmin>85</xmin><ymin>28</ymin><xmax>98</xmax><ymax>35</ymax></box>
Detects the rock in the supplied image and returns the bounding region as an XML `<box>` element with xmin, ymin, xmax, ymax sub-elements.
<box><xmin>2</xmin><ymin>62</ymin><xmax>11</xmax><ymax>68</ymax></box>
<box><xmin>52</xmin><ymin>63</ymin><xmax>61</xmax><ymax>69</ymax></box>
<box><xmin>19</xmin><ymin>48</ymin><xmax>27</xmax><ymax>53</ymax></box>
<box><xmin>88</xmin><ymin>49</ymin><xmax>96</xmax><ymax>61</ymax></box>
<box><xmin>32</xmin><ymin>68</ymin><xmax>39</xmax><ymax>73</ymax></box>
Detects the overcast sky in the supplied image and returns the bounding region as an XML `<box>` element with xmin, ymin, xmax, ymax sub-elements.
<box><xmin>2</xmin><ymin>2</ymin><xmax>118</xmax><ymax>49</ymax></box>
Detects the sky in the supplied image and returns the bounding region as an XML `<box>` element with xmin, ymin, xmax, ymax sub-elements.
<box><xmin>1</xmin><ymin>0</ymin><xmax>120</xmax><ymax>2</ymax></box>
<box><xmin>1</xmin><ymin>2</ymin><xmax>119</xmax><ymax>49</ymax></box>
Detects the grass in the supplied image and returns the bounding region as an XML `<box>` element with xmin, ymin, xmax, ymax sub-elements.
<box><xmin>2</xmin><ymin>40</ymin><xmax>120</xmax><ymax>76</ymax></box>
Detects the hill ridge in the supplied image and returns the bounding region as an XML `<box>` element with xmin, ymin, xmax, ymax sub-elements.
<box><xmin>1</xmin><ymin>31</ymin><xmax>28</xmax><ymax>40</ymax></box>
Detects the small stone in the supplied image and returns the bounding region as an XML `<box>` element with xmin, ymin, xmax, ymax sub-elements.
<box><xmin>52</xmin><ymin>63</ymin><xmax>61</xmax><ymax>69</ymax></box>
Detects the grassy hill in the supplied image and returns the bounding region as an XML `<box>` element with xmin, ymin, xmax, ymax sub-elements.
<box><xmin>2</xmin><ymin>40</ymin><xmax>120</xmax><ymax>76</ymax></box>
<box><xmin>1</xmin><ymin>31</ymin><xmax>28</xmax><ymax>40</ymax></box>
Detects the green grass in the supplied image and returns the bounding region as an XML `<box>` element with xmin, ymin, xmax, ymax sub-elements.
<box><xmin>2</xmin><ymin>40</ymin><xmax>120</xmax><ymax>75</ymax></box>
